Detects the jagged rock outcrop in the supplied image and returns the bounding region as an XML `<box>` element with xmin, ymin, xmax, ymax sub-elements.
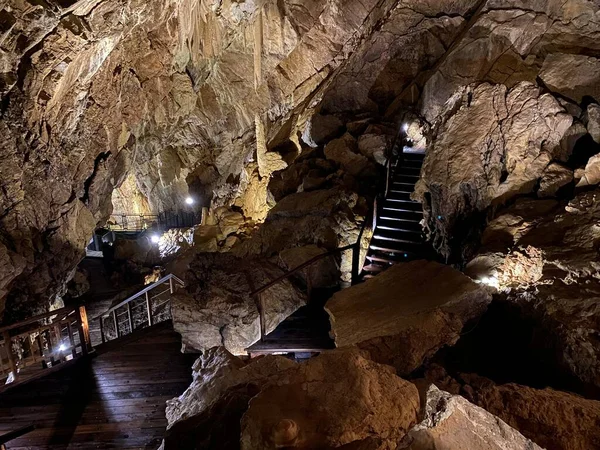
<box><xmin>415</xmin><ymin>82</ymin><xmax>572</xmax><ymax>260</ymax></box>
<box><xmin>466</xmin><ymin>375</ymin><xmax>600</xmax><ymax>450</ymax></box>
<box><xmin>403</xmin><ymin>385</ymin><xmax>544</xmax><ymax>450</ymax></box>
<box><xmin>234</xmin><ymin>188</ymin><xmax>367</xmax><ymax>281</ymax></box>
<box><xmin>164</xmin><ymin>346</ymin><xmax>420</xmax><ymax>449</ymax></box>
<box><xmin>171</xmin><ymin>252</ymin><xmax>307</xmax><ymax>355</ymax></box>
<box><xmin>466</xmin><ymin>190</ymin><xmax>600</xmax><ymax>391</ymax></box>
<box><xmin>325</xmin><ymin>260</ymin><xmax>492</xmax><ymax>376</ymax></box>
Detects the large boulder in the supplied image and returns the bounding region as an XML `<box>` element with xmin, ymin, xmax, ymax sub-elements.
<box><xmin>239</xmin><ymin>347</ymin><xmax>419</xmax><ymax>449</ymax></box>
<box><xmin>324</xmin><ymin>134</ymin><xmax>373</xmax><ymax>177</ymax></box>
<box><xmin>404</xmin><ymin>385</ymin><xmax>544</xmax><ymax>450</ymax></box>
<box><xmin>464</xmin><ymin>375</ymin><xmax>600</xmax><ymax>450</ymax></box>
<box><xmin>171</xmin><ymin>253</ymin><xmax>307</xmax><ymax>355</ymax></box>
<box><xmin>164</xmin><ymin>347</ymin><xmax>420</xmax><ymax>449</ymax></box>
<box><xmin>539</xmin><ymin>53</ymin><xmax>600</xmax><ymax>103</ymax></box>
<box><xmin>325</xmin><ymin>260</ymin><xmax>492</xmax><ymax>375</ymax></box>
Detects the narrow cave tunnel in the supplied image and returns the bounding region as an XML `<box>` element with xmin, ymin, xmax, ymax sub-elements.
<box><xmin>2</xmin><ymin>1</ymin><xmax>600</xmax><ymax>449</ymax></box>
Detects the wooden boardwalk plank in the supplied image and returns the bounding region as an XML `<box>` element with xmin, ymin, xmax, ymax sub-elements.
<box><xmin>0</xmin><ymin>321</ymin><xmax>196</xmax><ymax>449</ymax></box>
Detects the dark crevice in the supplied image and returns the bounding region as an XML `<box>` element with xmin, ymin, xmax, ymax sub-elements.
<box><xmin>80</xmin><ymin>151</ymin><xmax>111</xmax><ymax>203</ymax></box>
<box><xmin>431</xmin><ymin>299</ymin><xmax>600</xmax><ymax>399</ymax></box>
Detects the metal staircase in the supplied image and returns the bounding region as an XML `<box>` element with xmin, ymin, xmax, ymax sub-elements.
<box><xmin>361</xmin><ymin>151</ymin><xmax>427</xmax><ymax>278</ymax></box>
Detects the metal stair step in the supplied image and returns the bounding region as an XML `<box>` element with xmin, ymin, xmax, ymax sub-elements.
<box><xmin>374</xmin><ymin>228</ymin><xmax>422</xmax><ymax>242</ymax></box>
<box><xmin>376</xmin><ymin>224</ymin><xmax>422</xmax><ymax>234</ymax></box>
<box><xmin>395</xmin><ymin>167</ymin><xmax>421</xmax><ymax>176</ymax></box>
<box><xmin>383</xmin><ymin>198</ymin><xmax>421</xmax><ymax>211</ymax></box>
<box><xmin>370</xmin><ymin>238</ymin><xmax>423</xmax><ymax>253</ymax></box>
<box><xmin>361</xmin><ymin>263</ymin><xmax>387</xmax><ymax>274</ymax></box>
<box><xmin>381</xmin><ymin>207</ymin><xmax>423</xmax><ymax>221</ymax></box>
<box><xmin>369</xmin><ymin>248</ymin><xmax>420</xmax><ymax>261</ymax></box>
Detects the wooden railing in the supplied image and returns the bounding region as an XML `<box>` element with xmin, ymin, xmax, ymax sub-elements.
<box><xmin>0</xmin><ymin>424</ymin><xmax>35</xmax><ymax>449</ymax></box>
<box><xmin>0</xmin><ymin>305</ymin><xmax>91</xmax><ymax>388</ymax></box>
<box><xmin>95</xmin><ymin>274</ymin><xmax>185</xmax><ymax>343</ymax></box>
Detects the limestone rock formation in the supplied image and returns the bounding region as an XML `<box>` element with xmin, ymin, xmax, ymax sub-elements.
<box><xmin>415</xmin><ymin>82</ymin><xmax>572</xmax><ymax>260</ymax></box>
<box><xmin>539</xmin><ymin>54</ymin><xmax>600</xmax><ymax>103</ymax></box>
<box><xmin>164</xmin><ymin>346</ymin><xmax>420</xmax><ymax>449</ymax></box>
<box><xmin>239</xmin><ymin>348</ymin><xmax>419</xmax><ymax>449</ymax></box>
<box><xmin>403</xmin><ymin>385</ymin><xmax>544</xmax><ymax>450</ymax></box>
<box><xmin>466</xmin><ymin>190</ymin><xmax>600</xmax><ymax>390</ymax></box>
<box><xmin>235</xmin><ymin>188</ymin><xmax>367</xmax><ymax>281</ymax></box>
<box><xmin>325</xmin><ymin>260</ymin><xmax>492</xmax><ymax>375</ymax></box>
<box><xmin>464</xmin><ymin>375</ymin><xmax>600</xmax><ymax>450</ymax></box>
<box><xmin>171</xmin><ymin>252</ymin><xmax>307</xmax><ymax>355</ymax></box>
<box><xmin>278</xmin><ymin>245</ymin><xmax>339</xmax><ymax>289</ymax></box>
<box><xmin>538</xmin><ymin>163</ymin><xmax>573</xmax><ymax>198</ymax></box>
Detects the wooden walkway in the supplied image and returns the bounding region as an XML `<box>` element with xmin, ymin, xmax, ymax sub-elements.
<box><xmin>0</xmin><ymin>321</ymin><xmax>196</xmax><ymax>449</ymax></box>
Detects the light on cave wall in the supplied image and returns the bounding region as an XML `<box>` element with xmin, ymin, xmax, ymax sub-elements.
<box><xmin>402</xmin><ymin>123</ymin><xmax>409</xmax><ymax>133</ymax></box>
<box><xmin>151</xmin><ymin>234</ymin><xmax>160</xmax><ymax>244</ymax></box>
<box><xmin>477</xmin><ymin>275</ymin><xmax>499</xmax><ymax>289</ymax></box>
<box><xmin>185</xmin><ymin>196</ymin><xmax>195</xmax><ymax>205</ymax></box>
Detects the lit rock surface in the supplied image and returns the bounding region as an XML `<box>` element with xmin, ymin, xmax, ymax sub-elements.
<box><xmin>467</xmin><ymin>190</ymin><xmax>600</xmax><ymax>390</ymax></box>
<box><xmin>239</xmin><ymin>347</ymin><xmax>419</xmax><ymax>449</ymax></box>
<box><xmin>164</xmin><ymin>347</ymin><xmax>420</xmax><ymax>449</ymax></box>
<box><xmin>538</xmin><ymin>163</ymin><xmax>573</xmax><ymax>198</ymax></box>
<box><xmin>539</xmin><ymin>54</ymin><xmax>600</xmax><ymax>103</ymax></box>
<box><xmin>415</xmin><ymin>82</ymin><xmax>572</xmax><ymax>260</ymax></box>
<box><xmin>403</xmin><ymin>385</ymin><xmax>544</xmax><ymax>450</ymax></box>
<box><xmin>464</xmin><ymin>375</ymin><xmax>600</xmax><ymax>450</ymax></box>
<box><xmin>171</xmin><ymin>253</ymin><xmax>306</xmax><ymax>355</ymax></box>
<box><xmin>325</xmin><ymin>260</ymin><xmax>492</xmax><ymax>375</ymax></box>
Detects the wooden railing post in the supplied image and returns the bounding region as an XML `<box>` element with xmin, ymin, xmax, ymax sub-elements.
<box><xmin>99</xmin><ymin>317</ymin><xmax>105</xmax><ymax>344</ymax></box>
<box><xmin>127</xmin><ymin>302</ymin><xmax>134</xmax><ymax>333</ymax></box>
<box><xmin>66</xmin><ymin>321</ymin><xmax>77</xmax><ymax>359</ymax></box>
<box><xmin>257</xmin><ymin>293</ymin><xmax>266</xmax><ymax>342</ymax></box>
<box><xmin>2</xmin><ymin>332</ymin><xmax>17</xmax><ymax>382</ymax></box>
<box><xmin>76</xmin><ymin>307</ymin><xmax>91</xmax><ymax>355</ymax></box>
<box><xmin>146</xmin><ymin>292</ymin><xmax>153</xmax><ymax>326</ymax></box>
<box><xmin>112</xmin><ymin>310</ymin><xmax>120</xmax><ymax>340</ymax></box>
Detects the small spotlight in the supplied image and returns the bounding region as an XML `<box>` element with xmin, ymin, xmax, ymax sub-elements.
<box><xmin>58</xmin><ymin>344</ymin><xmax>67</xmax><ymax>352</ymax></box>
<box><xmin>402</xmin><ymin>123</ymin><xmax>409</xmax><ymax>132</ymax></box>
<box><xmin>150</xmin><ymin>234</ymin><xmax>160</xmax><ymax>244</ymax></box>
<box><xmin>185</xmin><ymin>196</ymin><xmax>194</xmax><ymax>205</ymax></box>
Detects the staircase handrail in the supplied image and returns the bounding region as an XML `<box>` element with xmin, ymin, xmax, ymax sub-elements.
<box><xmin>0</xmin><ymin>306</ymin><xmax>77</xmax><ymax>334</ymax></box>
<box><xmin>250</xmin><ymin>243</ymin><xmax>356</xmax><ymax>298</ymax></box>
<box><xmin>97</xmin><ymin>274</ymin><xmax>185</xmax><ymax>320</ymax></box>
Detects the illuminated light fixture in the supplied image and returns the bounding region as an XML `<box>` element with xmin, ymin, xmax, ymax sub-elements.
<box><xmin>185</xmin><ymin>196</ymin><xmax>194</xmax><ymax>205</ymax></box>
<box><xmin>402</xmin><ymin>123</ymin><xmax>409</xmax><ymax>132</ymax></box>
<box><xmin>477</xmin><ymin>276</ymin><xmax>499</xmax><ymax>289</ymax></box>
<box><xmin>58</xmin><ymin>343</ymin><xmax>67</xmax><ymax>352</ymax></box>
<box><xmin>150</xmin><ymin>234</ymin><xmax>160</xmax><ymax>244</ymax></box>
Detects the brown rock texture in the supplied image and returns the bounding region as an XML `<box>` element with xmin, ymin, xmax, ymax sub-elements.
<box><xmin>164</xmin><ymin>346</ymin><xmax>420</xmax><ymax>449</ymax></box>
<box><xmin>467</xmin><ymin>190</ymin><xmax>600</xmax><ymax>391</ymax></box>
<box><xmin>171</xmin><ymin>253</ymin><xmax>307</xmax><ymax>355</ymax></box>
<box><xmin>465</xmin><ymin>376</ymin><xmax>600</xmax><ymax>450</ymax></box>
<box><xmin>325</xmin><ymin>260</ymin><xmax>492</xmax><ymax>375</ymax></box>
<box><xmin>415</xmin><ymin>82</ymin><xmax>572</xmax><ymax>260</ymax></box>
<box><xmin>403</xmin><ymin>385</ymin><xmax>544</xmax><ymax>450</ymax></box>
<box><xmin>239</xmin><ymin>347</ymin><xmax>420</xmax><ymax>449</ymax></box>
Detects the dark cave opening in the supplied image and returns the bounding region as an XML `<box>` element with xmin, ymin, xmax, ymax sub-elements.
<box><xmin>568</xmin><ymin>133</ymin><xmax>600</xmax><ymax>169</ymax></box>
<box><xmin>433</xmin><ymin>299</ymin><xmax>600</xmax><ymax>399</ymax></box>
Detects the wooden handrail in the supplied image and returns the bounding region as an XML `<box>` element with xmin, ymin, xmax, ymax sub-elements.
<box><xmin>0</xmin><ymin>424</ymin><xmax>35</xmax><ymax>445</ymax></box>
<box><xmin>250</xmin><ymin>244</ymin><xmax>356</xmax><ymax>298</ymax></box>
<box><xmin>0</xmin><ymin>306</ymin><xmax>77</xmax><ymax>334</ymax></box>
<box><xmin>97</xmin><ymin>274</ymin><xmax>184</xmax><ymax>319</ymax></box>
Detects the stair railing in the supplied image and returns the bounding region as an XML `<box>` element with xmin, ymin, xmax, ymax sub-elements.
<box><xmin>0</xmin><ymin>305</ymin><xmax>92</xmax><ymax>389</ymax></box>
<box><xmin>95</xmin><ymin>274</ymin><xmax>185</xmax><ymax>343</ymax></box>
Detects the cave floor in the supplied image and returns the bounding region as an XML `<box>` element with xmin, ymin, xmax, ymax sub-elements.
<box><xmin>0</xmin><ymin>321</ymin><xmax>196</xmax><ymax>449</ymax></box>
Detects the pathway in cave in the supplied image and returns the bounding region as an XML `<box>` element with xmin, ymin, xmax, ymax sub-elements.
<box><xmin>0</xmin><ymin>321</ymin><xmax>197</xmax><ymax>449</ymax></box>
